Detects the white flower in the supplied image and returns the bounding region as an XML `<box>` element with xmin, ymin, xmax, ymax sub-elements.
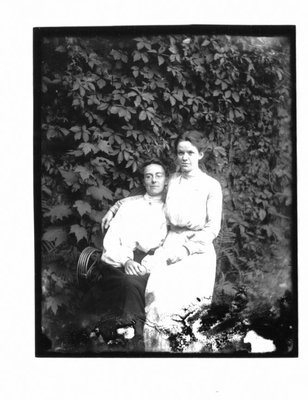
<box><xmin>230</xmin><ymin>333</ymin><xmax>242</xmax><ymax>342</ymax></box>
<box><xmin>244</xmin><ymin>330</ymin><xmax>276</xmax><ymax>353</ymax></box>
<box><xmin>116</xmin><ymin>326</ymin><xmax>135</xmax><ymax>339</ymax></box>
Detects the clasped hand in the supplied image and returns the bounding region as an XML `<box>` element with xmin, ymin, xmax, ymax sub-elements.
<box><xmin>124</xmin><ymin>259</ymin><xmax>147</xmax><ymax>276</ymax></box>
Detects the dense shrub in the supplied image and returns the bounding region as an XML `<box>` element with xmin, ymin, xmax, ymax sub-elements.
<box><xmin>37</xmin><ymin>32</ymin><xmax>294</xmax><ymax>352</ymax></box>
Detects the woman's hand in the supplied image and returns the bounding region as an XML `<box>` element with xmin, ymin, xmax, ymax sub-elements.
<box><xmin>124</xmin><ymin>260</ymin><xmax>147</xmax><ymax>276</ymax></box>
<box><xmin>101</xmin><ymin>210</ymin><xmax>114</xmax><ymax>232</ymax></box>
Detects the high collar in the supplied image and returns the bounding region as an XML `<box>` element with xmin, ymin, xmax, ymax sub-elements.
<box><xmin>143</xmin><ymin>193</ymin><xmax>164</xmax><ymax>203</ymax></box>
<box><xmin>179</xmin><ymin>168</ymin><xmax>204</xmax><ymax>179</ymax></box>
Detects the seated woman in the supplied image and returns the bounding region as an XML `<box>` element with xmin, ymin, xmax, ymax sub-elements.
<box><xmin>142</xmin><ymin>130</ymin><xmax>222</xmax><ymax>352</ymax></box>
<box><xmin>84</xmin><ymin>159</ymin><xmax>168</xmax><ymax>350</ymax></box>
<box><xmin>102</xmin><ymin>130</ymin><xmax>223</xmax><ymax>352</ymax></box>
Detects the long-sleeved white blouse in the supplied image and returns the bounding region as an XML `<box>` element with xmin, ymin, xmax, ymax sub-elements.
<box><xmin>101</xmin><ymin>194</ymin><xmax>168</xmax><ymax>268</ymax></box>
<box><xmin>163</xmin><ymin>170</ymin><xmax>222</xmax><ymax>255</ymax></box>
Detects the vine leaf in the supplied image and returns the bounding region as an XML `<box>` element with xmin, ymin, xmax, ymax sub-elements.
<box><xmin>225</xmin><ymin>90</ymin><xmax>231</xmax><ymax>99</ymax></box>
<box><xmin>44</xmin><ymin>204</ymin><xmax>72</xmax><ymax>222</ymax></box>
<box><xmin>87</xmin><ymin>184</ymin><xmax>113</xmax><ymax>201</ymax></box>
<box><xmin>74</xmin><ymin>200</ymin><xmax>92</xmax><ymax>216</ymax></box>
<box><xmin>139</xmin><ymin>110</ymin><xmax>147</xmax><ymax>121</ymax></box>
<box><xmin>59</xmin><ymin>169</ymin><xmax>78</xmax><ymax>186</ymax></box>
<box><xmin>89</xmin><ymin>209</ymin><xmax>105</xmax><ymax>223</ymax></box>
<box><xmin>259</xmin><ymin>209</ymin><xmax>267</xmax><ymax>221</ymax></box>
<box><xmin>97</xmin><ymin>140</ymin><xmax>112</xmax><ymax>154</ymax></box>
<box><xmin>232</xmin><ymin>92</ymin><xmax>240</xmax><ymax>102</ymax></box>
<box><xmin>45</xmin><ymin>296</ymin><xmax>64</xmax><ymax>314</ymax></box>
<box><xmin>79</xmin><ymin>142</ymin><xmax>96</xmax><ymax>155</ymax></box>
<box><xmin>70</xmin><ymin>224</ymin><xmax>88</xmax><ymax>243</ymax></box>
<box><xmin>42</xmin><ymin>227</ymin><xmax>67</xmax><ymax>246</ymax></box>
<box><xmin>74</xmin><ymin>165</ymin><xmax>92</xmax><ymax>181</ymax></box>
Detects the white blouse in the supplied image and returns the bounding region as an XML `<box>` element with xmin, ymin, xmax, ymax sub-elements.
<box><xmin>101</xmin><ymin>194</ymin><xmax>168</xmax><ymax>268</ymax></box>
<box><xmin>164</xmin><ymin>171</ymin><xmax>222</xmax><ymax>255</ymax></box>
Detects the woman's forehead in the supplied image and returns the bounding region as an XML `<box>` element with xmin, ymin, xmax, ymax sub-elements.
<box><xmin>177</xmin><ymin>140</ymin><xmax>198</xmax><ymax>152</ymax></box>
<box><xmin>144</xmin><ymin>163</ymin><xmax>165</xmax><ymax>175</ymax></box>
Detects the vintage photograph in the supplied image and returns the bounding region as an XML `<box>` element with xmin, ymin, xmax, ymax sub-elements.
<box><xmin>34</xmin><ymin>25</ymin><xmax>296</xmax><ymax>356</ymax></box>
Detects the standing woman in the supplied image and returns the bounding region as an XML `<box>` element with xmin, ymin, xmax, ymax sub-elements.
<box><xmin>142</xmin><ymin>130</ymin><xmax>223</xmax><ymax>352</ymax></box>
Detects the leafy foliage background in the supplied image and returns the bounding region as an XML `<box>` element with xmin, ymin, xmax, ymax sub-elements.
<box><xmin>37</xmin><ymin>32</ymin><xmax>295</xmax><ymax>353</ymax></box>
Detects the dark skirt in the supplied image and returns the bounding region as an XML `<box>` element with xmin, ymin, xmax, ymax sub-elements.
<box><xmin>80</xmin><ymin>261</ymin><xmax>149</xmax><ymax>345</ymax></box>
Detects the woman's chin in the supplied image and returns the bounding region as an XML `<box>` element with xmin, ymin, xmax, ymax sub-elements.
<box><xmin>181</xmin><ymin>166</ymin><xmax>194</xmax><ymax>174</ymax></box>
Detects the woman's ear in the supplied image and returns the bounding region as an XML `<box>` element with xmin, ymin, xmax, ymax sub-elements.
<box><xmin>198</xmin><ymin>152</ymin><xmax>204</xmax><ymax>160</ymax></box>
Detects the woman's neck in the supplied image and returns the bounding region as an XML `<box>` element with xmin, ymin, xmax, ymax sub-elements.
<box><xmin>144</xmin><ymin>193</ymin><xmax>164</xmax><ymax>202</ymax></box>
<box><xmin>180</xmin><ymin>168</ymin><xmax>202</xmax><ymax>178</ymax></box>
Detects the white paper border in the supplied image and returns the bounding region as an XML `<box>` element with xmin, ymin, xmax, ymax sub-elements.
<box><xmin>1</xmin><ymin>1</ymin><xmax>307</xmax><ymax>399</ymax></box>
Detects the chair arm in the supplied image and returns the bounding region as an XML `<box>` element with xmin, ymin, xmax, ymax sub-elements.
<box><xmin>76</xmin><ymin>246</ymin><xmax>102</xmax><ymax>286</ymax></box>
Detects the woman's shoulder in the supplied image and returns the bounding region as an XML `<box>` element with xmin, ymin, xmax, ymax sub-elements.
<box><xmin>170</xmin><ymin>171</ymin><xmax>181</xmax><ymax>178</ymax></box>
<box><xmin>116</xmin><ymin>194</ymin><xmax>145</xmax><ymax>212</ymax></box>
<box><xmin>200</xmin><ymin>172</ymin><xmax>222</xmax><ymax>189</ymax></box>
<box><xmin>168</xmin><ymin>172</ymin><xmax>181</xmax><ymax>183</ymax></box>
<box><xmin>169</xmin><ymin>171</ymin><xmax>221</xmax><ymax>186</ymax></box>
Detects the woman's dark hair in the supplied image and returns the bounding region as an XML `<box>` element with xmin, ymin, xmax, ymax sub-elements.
<box><xmin>174</xmin><ymin>130</ymin><xmax>208</xmax><ymax>154</ymax></box>
<box><xmin>128</xmin><ymin>158</ymin><xmax>168</xmax><ymax>197</ymax></box>
<box><xmin>140</xmin><ymin>157</ymin><xmax>168</xmax><ymax>176</ymax></box>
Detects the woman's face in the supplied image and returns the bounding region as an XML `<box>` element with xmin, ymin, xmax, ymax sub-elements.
<box><xmin>143</xmin><ymin>163</ymin><xmax>167</xmax><ymax>197</ymax></box>
<box><xmin>177</xmin><ymin>140</ymin><xmax>204</xmax><ymax>173</ymax></box>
